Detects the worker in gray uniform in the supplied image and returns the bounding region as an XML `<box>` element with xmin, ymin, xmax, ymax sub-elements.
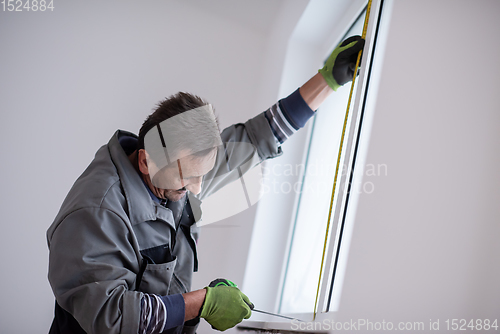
<box><xmin>47</xmin><ymin>36</ymin><xmax>364</xmax><ymax>334</ymax></box>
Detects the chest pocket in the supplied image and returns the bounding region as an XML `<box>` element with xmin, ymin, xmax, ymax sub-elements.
<box><xmin>136</xmin><ymin>243</ymin><xmax>177</xmax><ymax>295</ymax></box>
<box><xmin>134</xmin><ymin>199</ymin><xmax>199</xmax><ymax>295</ymax></box>
<box><xmin>141</xmin><ymin>243</ymin><xmax>174</xmax><ymax>264</ymax></box>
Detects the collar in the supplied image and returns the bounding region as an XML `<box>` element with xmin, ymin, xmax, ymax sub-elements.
<box><xmin>141</xmin><ymin>177</ymin><xmax>163</xmax><ymax>205</ymax></box>
<box><xmin>108</xmin><ymin>130</ymin><xmax>176</xmax><ymax>228</ymax></box>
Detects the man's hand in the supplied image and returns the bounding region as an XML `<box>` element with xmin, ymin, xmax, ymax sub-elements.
<box><xmin>318</xmin><ymin>35</ymin><xmax>365</xmax><ymax>91</ymax></box>
<box><xmin>200</xmin><ymin>285</ymin><xmax>252</xmax><ymax>331</ymax></box>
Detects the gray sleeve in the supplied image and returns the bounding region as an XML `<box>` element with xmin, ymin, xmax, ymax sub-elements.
<box><xmin>239</xmin><ymin>109</ymin><xmax>283</xmax><ymax>161</ymax></box>
<box><xmin>197</xmin><ymin>111</ymin><xmax>283</xmax><ymax>200</ymax></box>
<box><xmin>47</xmin><ymin>207</ymin><xmax>143</xmax><ymax>334</ymax></box>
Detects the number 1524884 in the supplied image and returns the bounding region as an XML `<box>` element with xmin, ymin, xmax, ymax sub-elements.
<box><xmin>2</xmin><ymin>0</ymin><xmax>54</xmax><ymax>12</ymax></box>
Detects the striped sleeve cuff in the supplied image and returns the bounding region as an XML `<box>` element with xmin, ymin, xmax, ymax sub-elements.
<box><xmin>265</xmin><ymin>88</ymin><xmax>316</xmax><ymax>144</ymax></box>
<box><xmin>139</xmin><ymin>293</ymin><xmax>185</xmax><ymax>334</ymax></box>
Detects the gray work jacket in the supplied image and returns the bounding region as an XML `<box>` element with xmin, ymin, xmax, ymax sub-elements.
<box><xmin>47</xmin><ymin>112</ymin><xmax>282</xmax><ymax>334</ymax></box>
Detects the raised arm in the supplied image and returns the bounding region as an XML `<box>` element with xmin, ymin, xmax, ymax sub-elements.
<box><xmin>300</xmin><ymin>35</ymin><xmax>365</xmax><ymax>111</ymax></box>
<box><xmin>299</xmin><ymin>72</ymin><xmax>333</xmax><ymax>111</ymax></box>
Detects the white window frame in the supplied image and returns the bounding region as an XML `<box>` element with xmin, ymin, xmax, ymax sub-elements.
<box><xmin>241</xmin><ymin>0</ymin><xmax>392</xmax><ymax>330</ymax></box>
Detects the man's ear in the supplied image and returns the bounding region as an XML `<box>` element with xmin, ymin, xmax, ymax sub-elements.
<box><xmin>138</xmin><ymin>149</ymin><xmax>149</xmax><ymax>175</ymax></box>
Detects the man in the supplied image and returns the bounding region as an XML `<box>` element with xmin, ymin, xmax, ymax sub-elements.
<box><xmin>47</xmin><ymin>36</ymin><xmax>364</xmax><ymax>334</ymax></box>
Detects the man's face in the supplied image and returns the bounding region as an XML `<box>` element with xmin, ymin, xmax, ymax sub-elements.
<box><xmin>144</xmin><ymin>148</ymin><xmax>217</xmax><ymax>202</ymax></box>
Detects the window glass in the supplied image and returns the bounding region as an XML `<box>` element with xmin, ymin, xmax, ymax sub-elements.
<box><xmin>279</xmin><ymin>13</ymin><xmax>365</xmax><ymax>314</ymax></box>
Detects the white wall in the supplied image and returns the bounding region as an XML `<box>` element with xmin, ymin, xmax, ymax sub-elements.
<box><xmin>336</xmin><ymin>0</ymin><xmax>500</xmax><ymax>331</ymax></box>
<box><xmin>5</xmin><ymin>1</ymin><xmax>496</xmax><ymax>333</ymax></box>
<box><xmin>0</xmin><ymin>1</ymin><xmax>309</xmax><ymax>333</ymax></box>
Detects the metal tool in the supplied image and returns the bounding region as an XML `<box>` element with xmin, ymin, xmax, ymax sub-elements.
<box><xmin>208</xmin><ymin>279</ymin><xmax>305</xmax><ymax>322</ymax></box>
<box><xmin>251</xmin><ymin>307</ymin><xmax>304</xmax><ymax>322</ymax></box>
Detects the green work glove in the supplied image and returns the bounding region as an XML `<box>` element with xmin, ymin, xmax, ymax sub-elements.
<box><xmin>207</xmin><ymin>278</ymin><xmax>254</xmax><ymax>309</ymax></box>
<box><xmin>200</xmin><ymin>285</ymin><xmax>253</xmax><ymax>331</ymax></box>
<box><xmin>318</xmin><ymin>35</ymin><xmax>365</xmax><ymax>91</ymax></box>
<box><xmin>208</xmin><ymin>278</ymin><xmax>238</xmax><ymax>288</ymax></box>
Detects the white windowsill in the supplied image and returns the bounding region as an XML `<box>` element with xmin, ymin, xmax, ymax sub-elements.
<box><xmin>238</xmin><ymin>320</ymin><xmax>330</xmax><ymax>334</ymax></box>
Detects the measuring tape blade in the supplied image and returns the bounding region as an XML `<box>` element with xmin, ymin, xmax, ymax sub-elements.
<box><xmin>313</xmin><ymin>0</ymin><xmax>373</xmax><ymax>320</ymax></box>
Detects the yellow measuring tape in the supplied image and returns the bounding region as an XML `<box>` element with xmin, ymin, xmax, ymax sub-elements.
<box><xmin>313</xmin><ymin>0</ymin><xmax>373</xmax><ymax>319</ymax></box>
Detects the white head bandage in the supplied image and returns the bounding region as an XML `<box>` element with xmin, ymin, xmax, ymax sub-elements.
<box><xmin>144</xmin><ymin>104</ymin><xmax>222</xmax><ymax>188</ymax></box>
<box><xmin>143</xmin><ymin>103</ymin><xmax>266</xmax><ymax>226</ymax></box>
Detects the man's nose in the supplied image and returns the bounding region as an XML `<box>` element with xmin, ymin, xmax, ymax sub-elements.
<box><xmin>185</xmin><ymin>177</ymin><xmax>203</xmax><ymax>195</ymax></box>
